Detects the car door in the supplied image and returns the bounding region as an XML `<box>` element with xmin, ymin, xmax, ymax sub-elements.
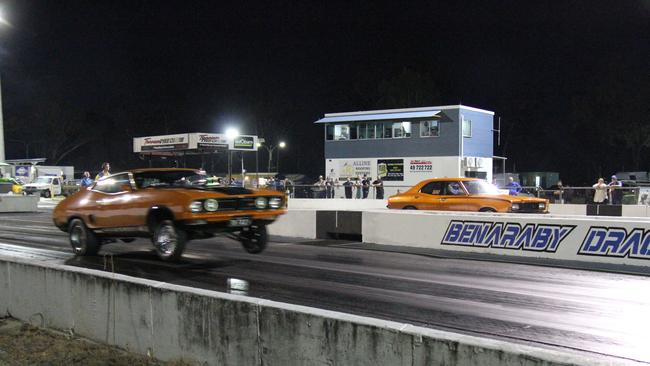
<box><xmin>415</xmin><ymin>181</ymin><xmax>444</xmax><ymax>210</ymax></box>
<box><xmin>438</xmin><ymin>181</ymin><xmax>469</xmax><ymax>211</ymax></box>
<box><xmin>92</xmin><ymin>173</ymin><xmax>141</xmax><ymax>228</ymax></box>
<box><xmin>51</xmin><ymin>178</ymin><xmax>62</xmax><ymax>195</ymax></box>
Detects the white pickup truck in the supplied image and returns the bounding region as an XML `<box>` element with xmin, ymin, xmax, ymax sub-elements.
<box><xmin>23</xmin><ymin>176</ymin><xmax>63</xmax><ymax>198</ymax></box>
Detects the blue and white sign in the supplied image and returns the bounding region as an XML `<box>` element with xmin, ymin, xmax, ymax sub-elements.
<box><xmin>15</xmin><ymin>165</ymin><xmax>30</xmax><ymax>177</ymax></box>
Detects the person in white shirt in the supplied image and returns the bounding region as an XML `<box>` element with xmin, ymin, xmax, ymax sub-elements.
<box><xmin>592</xmin><ymin>178</ymin><xmax>608</xmax><ymax>204</ymax></box>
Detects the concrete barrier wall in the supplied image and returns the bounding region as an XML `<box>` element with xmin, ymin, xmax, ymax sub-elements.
<box><xmin>288</xmin><ymin>200</ymin><xmax>650</xmax><ymax>217</ymax></box>
<box><xmin>268</xmin><ymin>210</ymin><xmax>317</xmax><ymax>239</ymax></box>
<box><xmin>288</xmin><ymin>198</ymin><xmax>387</xmax><ymax>210</ymax></box>
<box><xmin>0</xmin><ymin>256</ymin><xmax>622</xmax><ymax>365</ymax></box>
<box><xmin>0</xmin><ymin>195</ymin><xmax>38</xmax><ymax>212</ymax></box>
<box><xmin>363</xmin><ymin>210</ymin><xmax>650</xmax><ymax>268</ymax></box>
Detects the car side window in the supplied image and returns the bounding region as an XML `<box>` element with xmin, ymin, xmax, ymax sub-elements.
<box><xmin>94</xmin><ymin>173</ymin><xmax>131</xmax><ymax>194</ymax></box>
<box><xmin>442</xmin><ymin>181</ymin><xmax>464</xmax><ymax>195</ymax></box>
<box><xmin>420</xmin><ymin>182</ymin><xmax>443</xmax><ymax>195</ymax></box>
<box><xmin>52</xmin><ymin>178</ymin><xmax>59</xmax><ymax>185</ymax></box>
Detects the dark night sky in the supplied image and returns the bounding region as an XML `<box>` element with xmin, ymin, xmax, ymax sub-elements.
<box><xmin>1</xmin><ymin>1</ymin><xmax>648</xmax><ymax>183</ymax></box>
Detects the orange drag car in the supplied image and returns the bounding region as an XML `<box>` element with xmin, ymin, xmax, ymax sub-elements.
<box><xmin>53</xmin><ymin>168</ymin><xmax>286</xmax><ymax>261</ymax></box>
<box><xmin>387</xmin><ymin>178</ymin><xmax>549</xmax><ymax>213</ymax></box>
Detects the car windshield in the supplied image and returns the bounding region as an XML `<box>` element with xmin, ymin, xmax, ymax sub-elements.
<box><xmin>33</xmin><ymin>177</ymin><xmax>52</xmax><ymax>184</ymax></box>
<box><xmin>133</xmin><ymin>170</ymin><xmax>207</xmax><ymax>189</ymax></box>
<box><xmin>462</xmin><ymin>180</ymin><xmax>501</xmax><ymax>195</ymax></box>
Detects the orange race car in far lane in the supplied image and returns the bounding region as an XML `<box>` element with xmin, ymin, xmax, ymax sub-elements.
<box><xmin>53</xmin><ymin>168</ymin><xmax>286</xmax><ymax>261</ymax></box>
<box><xmin>387</xmin><ymin>178</ymin><xmax>549</xmax><ymax>213</ymax></box>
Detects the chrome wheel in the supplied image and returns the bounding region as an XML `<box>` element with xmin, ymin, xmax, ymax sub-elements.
<box><xmin>70</xmin><ymin>224</ymin><xmax>85</xmax><ymax>252</ymax></box>
<box><xmin>155</xmin><ymin>223</ymin><xmax>177</xmax><ymax>255</ymax></box>
<box><xmin>152</xmin><ymin>220</ymin><xmax>187</xmax><ymax>262</ymax></box>
<box><xmin>68</xmin><ymin>218</ymin><xmax>99</xmax><ymax>256</ymax></box>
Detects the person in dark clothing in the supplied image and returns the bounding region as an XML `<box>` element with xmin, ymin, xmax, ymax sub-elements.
<box><xmin>372</xmin><ymin>177</ymin><xmax>384</xmax><ymax>199</ymax></box>
<box><xmin>608</xmin><ymin>175</ymin><xmax>623</xmax><ymax>204</ymax></box>
<box><xmin>343</xmin><ymin>178</ymin><xmax>353</xmax><ymax>199</ymax></box>
<box><xmin>361</xmin><ymin>174</ymin><xmax>370</xmax><ymax>199</ymax></box>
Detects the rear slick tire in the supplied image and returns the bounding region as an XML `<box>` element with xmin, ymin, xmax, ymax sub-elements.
<box><xmin>240</xmin><ymin>224</ymin><xmax>268</xmax><ymax>254</ymax></box>
<box><xmin>153</xmin><ymin>220</ymin><xmax>187</xmax><ymax>262</ymax></box>
<box><xmin>68</xmin><ymin>218</ymin><xmax>100</xmax><ymax>256</ymax></box>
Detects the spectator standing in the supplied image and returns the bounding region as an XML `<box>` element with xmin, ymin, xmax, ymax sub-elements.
<box><xmin>283</xmin><ymin>178</ymin><xmax>293</xmax><ymax>197</ymax></box>
<box><xmin>592</xmin><ymin>178</ymin><xmax>608</xmax><ymax>204</ymax></box>
<box><xmin>325</xmin><ymin>178</ymin><xmax>334</xmax><ymax>198</ymax></box>
<box><xmin>313</xmin><ymin>176</ymin><xmax>326</xmax><ymax>199</ymax></box>
<box><xmin>355</xmin><ymin>176</ymin><xmax>362</xmax><ymax>199</ymax></box>
<box><xmin>80</xmin><ymin>171</ymin><xmax>93</xmax><ymax>188</ymax></box>
<box><xmin>95</xmin><ymin>162</ymin><xmax>110</xmax><ymax>180</ymax></box>
<box><xmin>361</xmin><ymin>174</ymin><xmax>370</xmax><ymax>199</ymax></box>
<box><xmin>505</xmin><ymin>176</ymin><xmax>522</xmax><ymax>196</ymax></box>
<box><xmin>343</xmin><ymin>178</ymin><xmax>353</xmax><ymax>199</ymax></box>
<box><xmin>372</xmin><ymin>176</ymin><xmax>384</xmax><ymax>199</ymax></box>
<box><xmin>608</xmin><ymin>175</ymin><xmax>623</xmax><ymax>204</ymax></box>
<box><xmin>553</xmin><ymin>180</ymin><xmax>565</xmax><ymax>204</ymax></box>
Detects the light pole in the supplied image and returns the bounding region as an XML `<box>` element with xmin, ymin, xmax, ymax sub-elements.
<box><xmin>0</xmin><ymin>9</ymin><xmax>9</xmax><ymax>163</ymax></box>
<box><xmin>277</xmin><ymin>141</ymin><xmax>286</xmax><ymax>173</ymax></box>
<box><xmin>225</xmin><ymin>127</ymin><xmax>239</xmax><ymax>184</ymax></box>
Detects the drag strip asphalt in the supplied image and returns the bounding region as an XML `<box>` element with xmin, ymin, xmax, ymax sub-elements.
<box><xmin>0</xmin><ymin>209</ymin><xmax>649</xmax><ymax>363</ymax></box>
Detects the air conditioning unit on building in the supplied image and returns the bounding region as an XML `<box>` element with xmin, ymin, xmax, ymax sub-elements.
<box><xmin>464</xmin><ymin>157</ymin><xmax>476</xmax><ymax>168</ymax></box>
<box><xmin>476</xmin><ymin>158</ymin><xmax>485</xmax><ymax>168</ymax></box>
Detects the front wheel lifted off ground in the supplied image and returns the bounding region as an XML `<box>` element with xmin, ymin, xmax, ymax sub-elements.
<box><xmin>152</xmin><ymin>220</ymin><xmax>187</xmax><ymax>262</ymax></box>
<box><xmin>240</xmin><ymin>224</ymin><xmax>268</xmax><ymax>254</ymax></box>
<box><xmin>68</xmin><ymin>218</ymin><xmax>100</xmax><ymax>256</ymax></box>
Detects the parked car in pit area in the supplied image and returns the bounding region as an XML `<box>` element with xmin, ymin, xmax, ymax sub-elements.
<box><xmin>23</xmin><ymin>175</ymin><xmax>63</xmax><ymax>198</ymax></box>
<box><xmin>0</xmin><ymin>177</ymin><xmax>23</xmax><ymax>194</ymax></box>
<box><xmin>52</xmin><ymin>168</ymin><xmax>287</xmax><ymax>261</ymax></box>
<box><xmin>387</xmin><ymin>177</ymin><xmax>549</xmax><ymax>213</ymax></box>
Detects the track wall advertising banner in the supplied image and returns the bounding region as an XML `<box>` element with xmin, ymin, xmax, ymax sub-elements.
<box><xmin>363</xmin><ymin>211</ymin><xmax>650</xmax><ymax>268</ymax></box>
<box><xmin>377</xmin><ymin>159</ymin><xmax>404</xmax><ymax>181</ymax></box>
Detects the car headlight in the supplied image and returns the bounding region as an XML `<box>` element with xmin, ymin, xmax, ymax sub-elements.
<box><xmin>538</xmin><ymin>202</ymin><xmax>546</xmax><ymax>209</ymax></box>
<box><xmin>204</xmin><ymin>199</ymin><xmax>219</xmax><ymax>211</ymax></box>
<box><xmin>255</xmin><ymin>197</ymin><xmax>267</xmax><ymax>209</ymax></box>
<box><xmin>190</xmin><ymin>201</ymin><xmax>203</xmax><ymax>212</ymax></box>
<box><xmin>511</xmin><ymin>203</ymin><xmax>520</xmax><ymax>211</ymax></box>
<box><xmin>269</xmin><ymin>197</ymin><xmax>282</xmax><ymax>209</ymax></box>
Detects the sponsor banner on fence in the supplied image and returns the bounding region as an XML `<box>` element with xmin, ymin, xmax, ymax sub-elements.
<box><xmin>378</xmin><ymin>159</ymin><xmax>404</xmax><ymax>181</ymax></box>
<box><xmin>363</xmin><ymin>211</ymin><xmax>650</xmax><ymax>268</ymax></box>
<box><xmin>409</xmin><ymin>159</ymin><xmax>432</xmax><ymax>173</ymax></box>
<box><xmin>339</xmin><ymin>160</ymin><xmax>372</xmax><ymax>178</ymax></box>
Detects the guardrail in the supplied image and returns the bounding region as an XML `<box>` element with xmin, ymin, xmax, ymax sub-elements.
<box><xmin>263</xmin><ymin>184</ymin><xmax>643</xmax><ymax>204</ymax></box>
<box><xmin>514</xmin><ymin>186</ymin><xmax>640</xmax><ymax>205</ymax></box>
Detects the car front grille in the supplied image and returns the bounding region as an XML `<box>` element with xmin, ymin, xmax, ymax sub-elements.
<box><xmin>215</xmin><ymin>197</ymin><xmax>280</xmax><ymax>211</ymax></box>
<box><xmin>518</xmin><ymin>202</ymin><xmax>544</xmax><ymax>212</ymax></box>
